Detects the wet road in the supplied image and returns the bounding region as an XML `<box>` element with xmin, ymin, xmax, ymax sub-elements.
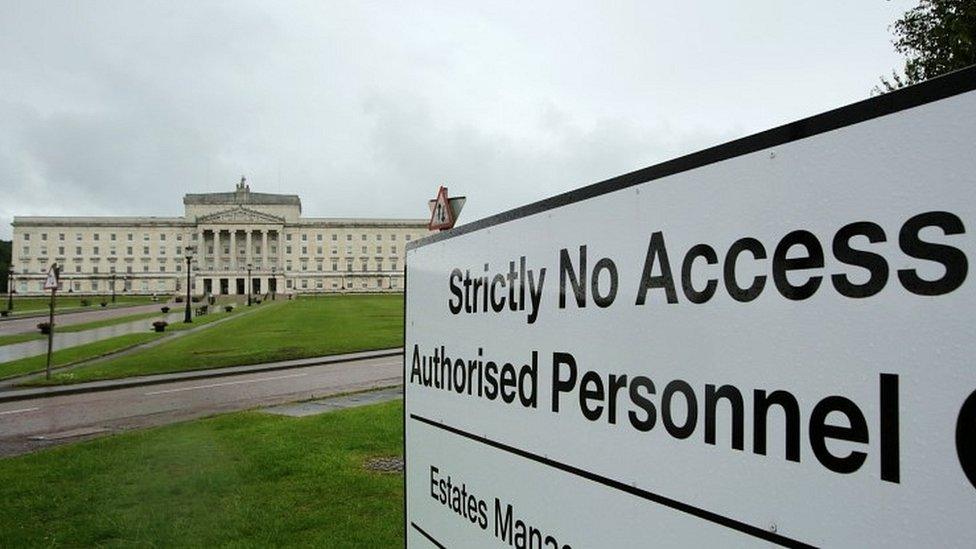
<box><xmin>0</xmin><ymin>354</ymin><xmax>402</xmax><ymax>456</ymax></box>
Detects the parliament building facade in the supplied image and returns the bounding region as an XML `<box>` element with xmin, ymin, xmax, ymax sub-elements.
<box><xmin>10</xmin><ymin>179</ymin><xmax>429</xmax><ymax>296</ymax></box>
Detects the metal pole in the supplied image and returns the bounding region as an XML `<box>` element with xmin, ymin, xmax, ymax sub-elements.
<box><xmin>45</xmin><ymin>265</ymin><xmax>58</xmax><ymax>380</ymax></box>
<box><xmin>184</xmin><ymin>256</ymin><xmax>192</xmax><ymax>323</ymax></box>
<box><xmin>247</xmin><ymin>266</ymin><xmax>252</xmax><ymax>306</ymax></box>
<box><xmin>111</xmin><ymin>273</ymin><xmax>116</xmax><ymax>303</ymax></box>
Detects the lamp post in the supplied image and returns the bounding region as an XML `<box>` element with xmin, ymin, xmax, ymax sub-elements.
<box><xmin>6</xmin><ymin>268</ymin><xmax>13</xmax><ymax>312</ymax></box>
<box><xmin>246</xmin><ymin>263</ymin><xmax>253</xmax><ymax>306</ymax></box>
<box><xmin>270</xmin><ymin>265</ymin><xmax>276</xmax><ymax>300</ymax></box>
<box><xmin>111</xmin><ymin>272</ymin><xmax>117</xmax><ymax>303</ymax></box>
<box><xmin>184</xmin><ymin>245</ymin><xmax>195</xmax><ymax>323</ymax></box>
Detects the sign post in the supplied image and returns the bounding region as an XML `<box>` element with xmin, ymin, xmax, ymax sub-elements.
<box><xmin>43</xmin><ymin>263</ymin><xmax>60</xmax><ymax>380</ymax></box>
<box><xmin>404</xmin><ymin>68</ymin><xmax>976</xmax><ymax>547</ymax></box>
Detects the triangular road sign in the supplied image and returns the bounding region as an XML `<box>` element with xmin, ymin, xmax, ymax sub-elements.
<box><xmin>428</xmin><ymin>186</ymin><xmax>456</xmax><ymax>230</ymax></box>
<box><xmin>43</xmin><ymin>264</ymin><xmax>60</xmax><ymax>290</ymax></box>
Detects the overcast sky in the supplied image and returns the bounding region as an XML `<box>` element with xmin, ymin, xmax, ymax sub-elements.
<box><xmin>0</xmin><ymin>1</ymin><xmax>915</xmax><ymax>239</ymax></box>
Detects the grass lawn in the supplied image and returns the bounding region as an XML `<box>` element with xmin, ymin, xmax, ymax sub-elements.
<box><xmin>0</xmin><ymin>332</ymin><xmax>163</xmax><ymax>380</ymax></box>
<box><xmin>40</xmin><ymin>295</ymin><xmax>403</xmax><ymax>384</ymax></box>
<box><xmin>2</xmin><ymin>295</ymin><xmax>155</xmax><ymax>314</ymax></box>
<box><xmin>0</xmin><ymin>311</ymin><xmax>166</xmax><ymax>347</ymax></box>
<box><xmin>0</xmin><ymin>400</ymin><xmax>404</xmax><ymax>547</ymax></box>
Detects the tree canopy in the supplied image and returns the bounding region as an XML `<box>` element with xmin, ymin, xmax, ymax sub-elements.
<box><xmin>878</xmin><ymin>0</ymin><xmax>976</xmax><ymax>93</ymax></box>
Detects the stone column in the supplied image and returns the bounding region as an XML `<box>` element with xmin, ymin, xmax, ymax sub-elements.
<box><xmin>245</xmin><ymin>229</ymin><xmax>253</xmax><ymax>269</ymax></box>
<box><xmin>230</xmin><ymin>229</ymin><xmax>237</xmax><ymax>271</ymax></box>
<box><xmin>213</xmin><ymin>229</ymin><xmax>221</xmax><ymax>269</ymax></box>
<box><xmin>277</xmin><ymin>229</ymin><xmax>284</xmax><ymax>269</ymax></box>
<box><xmin>261</xmin><ymin>230</ymin><xmax>268</xmax><ymax>269</ymax></box>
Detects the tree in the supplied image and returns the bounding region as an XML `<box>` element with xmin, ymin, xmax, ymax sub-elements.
<box><xmin>876</xmin><ymin>0</ymin><xmax>976</xmax><ymax>93</ymax></box>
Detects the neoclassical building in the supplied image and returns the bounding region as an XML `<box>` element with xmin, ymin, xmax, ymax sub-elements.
<box><xmin>10</xmin><ymin>179</ymin><xmax>429</xmax><ymax>296</ymax></box>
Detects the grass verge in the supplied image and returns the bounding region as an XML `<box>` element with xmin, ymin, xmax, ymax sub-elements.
<box><xmin>36</xmin><ymin>295</ymin><xmax>402</xmax><ymax>385</ymax></box>
<box><xmin>2</xmin><ymin>295</ymin><xmax>154</xmax><ymax>314</ymax></box>
<box><xmin>0</xmin><ymin>400</ymin><xmax>404</xmax><ymax>547</ymax></box>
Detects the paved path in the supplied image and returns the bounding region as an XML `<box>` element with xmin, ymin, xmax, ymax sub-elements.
<box><xmin>0</xmin><ymin>352</ymin><xmax>402</xmax><ymax>456</ymax></box>
<box><xmin>0</xmin><ymin>302</ymin><xmax>171</xmax><ymax>336</ymax></box>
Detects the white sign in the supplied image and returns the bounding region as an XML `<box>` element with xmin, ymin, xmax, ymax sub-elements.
<box><xmin>404</xmin><ymin>70</ymin><xmax>976</xmax><ymax>548</ymax></box>
<box><xmin>43</xmin><ymin>265</ymin><xmax>59</xmax><ymax>290</ymax></box>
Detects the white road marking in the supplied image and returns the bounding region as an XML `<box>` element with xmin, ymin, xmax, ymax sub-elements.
<box><xmin>0</xmin><ymin>407</ymin><xmax>40</xmax><ymax>416</ymax></box>
<box><xmin>144</xmin><ymin>373</ymin><xmax>308</xmax><ymax>396</ymax></box>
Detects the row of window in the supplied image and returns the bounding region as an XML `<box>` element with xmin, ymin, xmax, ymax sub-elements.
<box><xmin>21</xmin><ymin>231</ymin><xmax>418</xmax><ymax>243</ymax></box>
<box><xmin>22</xmin><ymin>245</ymin><xmax>186</xmax><ymax>257</ymax></box>
<box><xmin>21</xmin><ymin>243</ymin><xmax>403</xmax><ymax>258</ymax></box>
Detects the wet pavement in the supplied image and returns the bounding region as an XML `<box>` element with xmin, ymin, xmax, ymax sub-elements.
<box><xmin>0</xmin><ymin>302</ymin><xmax>172</xmax><ymax>336</ymax></box>
<box><xmin>0</xmin><ymin>310</ymin><xmax>216</xmax><ymax>363</ymax></box>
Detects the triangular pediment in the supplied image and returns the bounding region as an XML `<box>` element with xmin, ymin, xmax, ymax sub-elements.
<box><xmin>197</xmin><ymin>206</ymin><xmax>285</xmax><ymax>224</ymax></box>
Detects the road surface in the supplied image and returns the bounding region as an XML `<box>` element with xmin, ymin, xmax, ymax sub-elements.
<box><xmin>0</xmin><ymin>354</ymin><xmax>402</xmax><ymax>456</ymax></box>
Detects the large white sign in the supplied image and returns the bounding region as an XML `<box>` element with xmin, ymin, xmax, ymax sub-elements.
<box><xmin>404</xmin><ymin>70</ymin><xmax>976</xmax><ymax>548</ymax></box>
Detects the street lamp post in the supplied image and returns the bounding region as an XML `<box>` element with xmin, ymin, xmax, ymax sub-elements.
<box><xmin>111</xmin><ymin>273</ymin><xmax>117</xmax><ymax>303</ymax></box>
<box><xmin>184</xmin><ymin>245</ymin><xmax>195</xmax><ymax>323</ymax></box>
<box><xmin>6</xmin><ymin>269</ymin><xmax>13</xmax><ymax>312</ymax></box>
<box><xmin>271</xmin><ymin>266</ymin><xmax>276</xmax><ymax>300</ymax></box>
<box><xmin>246</xmin><ymin>263</ymin><xmax>253</xmax><ymax>306</ymax></box>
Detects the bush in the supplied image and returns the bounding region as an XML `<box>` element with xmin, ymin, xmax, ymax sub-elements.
<box><xmin>161</xmin><ymin>306</ymin><xmax>170</xmax><ymax>313</ymax></box>
<box><xmin>37</xmin><ymin>322</ymin><xmax>51</xmax><ymax>334</ymax></box>
<box><xmin>152</xmin><ymin>320</ymin><xmax>168</xmax><ymax>332</ymax></box>
<box><xmin>224</xmin><ymin>304</ymin><xmax>234</xmax><ymax>312</ymax></box>
<box><xmin>174</xmin><ymin>295</ymin><xmax>184</xmax><ymax>303</ymax></box>
<box><xmin>100</xmin><ymin>301</ymin><xmax>108</xmax><ymax>307</ymax></box>
<box><xmin>191</xmin><ymin>296</ymin><xmax>201</xmax><ymax>303</ymax></box>
<box><xmin>0</xmin><ymin>310</ymin><xmax>9</xmax><ymax>318</ymax></box>
<box><xmin>80</xmin><ymin>298</ymin><xmax>91</xmax><ymax>307</ymax></box>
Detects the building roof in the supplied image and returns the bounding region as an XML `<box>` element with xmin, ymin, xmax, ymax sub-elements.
<box><xmin>183</xmin><ymin>191</ymin><xmax>301</xmax><ymax>207</ymax></box>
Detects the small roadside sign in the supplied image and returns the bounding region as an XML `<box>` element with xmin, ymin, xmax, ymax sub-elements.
<box><xmin>43</xmin><ymin>265</ymin><xmax>60</xmax><ymax>290</ymax></box>
<box><xmin>428</xmin><ymin>186</ymin><xmax>465</xmax><ymax>231</ymax></box>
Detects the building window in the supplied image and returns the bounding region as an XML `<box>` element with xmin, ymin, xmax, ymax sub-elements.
<box><xmin>301</xmin><ymin>234</ymin><xmax>307</xmax><ymax>241</ymax></box>
<box><xmin>332</xmin><ymin>281</ymin><xmax>338</xmax><ymax>288</ymax></box>
<box><xmin>332</xmin><ymin>261</ymin><xmax>338</xmax><ymax>271</ymax></box>
<box><xmin>361</xmin><ymin>262</ymin><xmax>368</xmax><ymax>272</ymax></box>
<box><xmin>361</xmin><ymin>234</ymin><xmax>367</xmax><ymax>241</ymax></box>
<box><xmin>93</xmin><ymin>266</ymin><xmax>99</xmax><ymax>274</ymax></box>
<box><xmin>127</xmin><ymin>233</ymin><xmax>133</xmax><ymax>241</ymax></box>
<box><xmin>286</xmin><ymin>246</ymin><xmax>292</xmax><ymax>254</ymax></box>
<box><xmin>346</xmin><ymin>234</ymin><xmax>352</xmax><ymax>241</ymax></box>
<box><xmin>75</xmin><ymin>247</ymin><xmax>82</xmax><ymax>255</ymax></box>
<box><xmin>176</xmin><ymin>246</ymin><xmax>182</xmax><ymax>255</ymax></box>
<box><xmin>143</xmin><ymin>246</ymin><xmax>149</xmax><ymax>255</ymax></box>
<box><xmin>316</xmin><ymin>246</ymin><xmax>323</xmax><ymax>255</ymax></box>
<box><xmin>286</xmin><ymin>279</ymin><xmax>293</xmax><ymax>289</ymax></box>
<box><xmin>160</xmin><ymin>265</ymin><xmax>166</xmax><ymax>273</ymax></box>
<box><xmin>160</xmin><ymin>234</ymin><xmax>166</xmax><ymax>241</ymax></box>
<box><xmin>23</xmin><ymin>233</ymin><xmax>30</xmax><ymax>241</ymax></box>
<box><xmin>41</xmin><ymin>233</ymin><xmax>47</xmax><ymax>241</ymax></box>
<box><xmin>331</xmin><ymin>234</ymin><xmax>337</xmax><ymax>241</ymax></box>
<box><xmin>331</xmin><ymin>247</ymin><xmax>337</xmax><ymax>255</ymax></box>
<box><xmin>316</xmin><ymin>279</ymin><xmax>323</xmax><ymax>289</ymax></box>
<box><xmin>160</xmin><ymin>246</ymin><xmax>166</xmax><ymax>255</ymax></box>
<box><xmin>405</xmin><ymin>234</ymin><xmax>412</xmax><ymax>241</ymax></box>
<box><xmin>176</xmin><ymin>264</ymin><xmax>182</xmax><ymax>272</ymax></box>
<box><xmin>93</xmin><ymin>246</ymin><xmax>99</xmax><ymax>255</ymax></box>
<box><xmin>127</xmin><ymin>246</ymin><xmax>133</xmax><ymax>255</ymax></box>
<box><xmin>286</xmin><ymin>234</ymin><xmax>292</xmax><ymax>241</ymax></box>
<box><xmin>75</xmin><ymin>265</ymin><xmax>81</xmax><ymax>273</ymax></box>
<box><xmin>301</xmin><ymin>279</ymin><xmax>308</xmax><ymax>289</ymax></box>
<box><xmin>391</xmin><ymin>261</ymin><xmax>397</xmax><ymax>271</ymax></box>
<box><xmin>143</xmin><ymin>265</ymin><xmax>150</xmax><ymax>272</ymax></box>
<box><xmin>376</xmin><ymin>234</ymin><xmax>382</xmax><ymax>241</ymax></box>
<box><xmin>391</xmin><ymin>245</ymin><xmax>397</xmax><ymax>254</ymax></box>
<box><xmin>58</xmin><ymin>246</ymin><xmax>65</xmax><ymax>255</ymax></box>
<box><xmin>271</xmin><ymin>245</ymin><xmax>277</xmax><ymax>254</ymax></box>
<box><xmin>361</xmin><ymin>246</ymin><xmax>367</xmax><ymax>254</ymax></box>
<box><xmin>111</xmin><ymin>233</ymin><xmax>116</xmax><ymax>241</ymax></box>
<box><xmin>110</xmin><ymin>266</ymin><xmax>116</xmax><ymax>273</ymax></box>
<box><xmin>301</xmin><ymin>246</ymin><xmax>307</xmax><ymax>255</ymax></box>
<box><xmin>377</xmin><ymin>260</ymin><xmax>383</xmax><ymax>271</ymax></box>
<box><xmin>76</xmin><ymin>233</ymin><xmax>82</xmax><ymax>241</ymax></box>
<box><xmin>316</xmin><ymin>234</ymin><xmax>323</xmax><ymax>241</ymax></box>
<box><xmin>143</xmin><ymin>233</ymin><xmax>149</xmax><ymax>241</ymax></box>
<box><xmin>110</xmin><ymin>246</ymin><xmax>116</xmax><ymax>256</ymax></box>
<box><xmin>176</xmin><ymin>234</ymin><xmax>182</xmax><ymax>241</ymax></box>
<box><xmin>93</xmin><ymin>233</ymin><xmax>100</xmax><ymax>241</ymax></box>
<box><xmin>301</xmin><ymin>262</ymin><xmax>308</xmax><ymax>271</ymax></box>
<box><xmin>346</xmin><ymin>261</ymin><xmax>352</xmax><ymax>272</ymax></box>
<box><xmin>22</xmin><ymin>246</ymin><xmax>29</xmax><ymax>255</ymax></box>
<box><xmin>316</xmin><ymin>263</ymin><xmax>322</xmax><ymax>271</ymax></box>
<box><xmin>376</xmin><ymin>246</ymin><xmax>382</xmax><ymax>254</ymax></box>
<box><xmin>126</xmin><ymin>266</ymin><xmax>133</xmax><ymax>274</ymax></box>
<box><xmin>391</xmin><ymin>234</ymin><xmax>397</xmax><ymax>241</ymax></box>
<box><xmin>286</xmin><ymin>261</ymin><xmax>292</xmax><ymax>271</ymax></box>
<box><xmin>59</xmin><ymin>233</ymin><xmax>65</xmax><ymax>241</ymax></box>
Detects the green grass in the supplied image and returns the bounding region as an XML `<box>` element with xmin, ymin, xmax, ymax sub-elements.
<box><xmin>0</xmin><ymin>399</ymin><xmax>404</xmax><ymax>547</ymax></box>
<box><xmin>2</xmin><ymin>295</ymin><xmax>155</xmax><ymax>314</ymax></box>
<box><xmin>0</xmin><ymin>332</ymin><xmax>163</xmax><ymax>380</ymax></box>
<box><xmin>0</xmin><ymin>311</ymin><xmax>167</xmax><ymax>347</ymax></box>
<box><xmin>44</xmin><ymin>295</ymin><xmax>403</xmax><ymax>384</ymax></box>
